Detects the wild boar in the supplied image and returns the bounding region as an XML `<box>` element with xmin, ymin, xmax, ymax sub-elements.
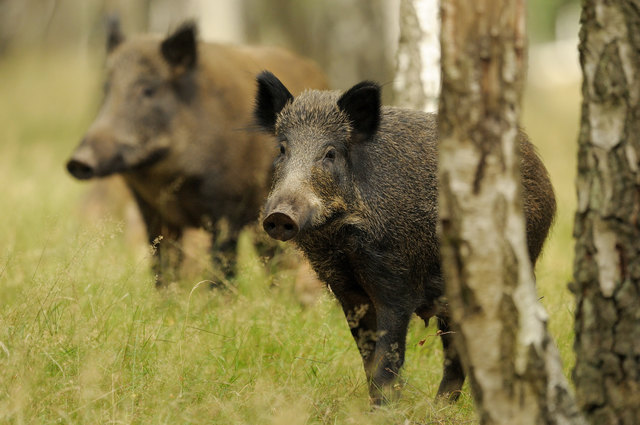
<box><xmin>254</xmin><ymin>71</ymin><xmax>556</xmax><ymax>404</ymax></box>
<box><xmin>66</xmin><ymin>21</ymin><xmax>328</xmax><ymax>286</ymax></box>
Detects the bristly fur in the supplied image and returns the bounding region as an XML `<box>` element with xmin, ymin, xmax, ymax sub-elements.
<box><xmin>160</xmin><ymin>21</ymin><xmax>198</xmax><ymax>69</ymax></box>
<box><xmin>337</xmin><ymin>81</ymin><xmax>381</xmax><ymax>142</ymax></box>
<box><xmin>106</xmin><ymin>14</ymin><xmax>124</xmax><ymax>53</ymax></box>
<box><xmin>255</xmin><ymin>71</ymin><xmax>294</xmax><ymax>132</ymax></box>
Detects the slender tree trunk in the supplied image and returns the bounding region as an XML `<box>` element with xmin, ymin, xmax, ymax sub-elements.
<box><xmin>394</xmin><ymin>0</ymin><xmax>440</xmax><ymax>112</ymax></box>
<box><xmin>573</xmin><ymin>1</ymin><xmax>640</xmax><ymax>424</ymax></box>
<box><xmin>438</xmin><ymin>1</ymin><xmax>585</xmax><ymax>423</ymax></box>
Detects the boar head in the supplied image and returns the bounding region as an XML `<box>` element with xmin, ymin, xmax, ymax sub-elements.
<box><xmin>254</xmin><ymin>71</ymin><xmax>381</xmax><ymax>242</ymax></box>
<box><xmin>66</xmin><ymin>21</ymin><xmax>198</xmax><ymax>180</ymax></box>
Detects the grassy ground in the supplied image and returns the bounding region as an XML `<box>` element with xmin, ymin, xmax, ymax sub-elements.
<box><xmin>0</xmin><ymin>49</ymin><xmax>580</xmax><ymax>424</ymax></box>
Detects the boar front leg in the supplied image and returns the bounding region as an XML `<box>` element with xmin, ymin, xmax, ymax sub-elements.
<box><xmin>333</xmin><ymin>285</ymin><xmax>379</xmax><ymax>380</ymax></box>
<box><xmin>132</xmin><ymin>191</ymin><xmax>183</xmax><ymax>287</ymax></box>
<box><xmin>367</xmin><ymin>302</ymin><xmax>413</xmax><ymax>405</ymax></box>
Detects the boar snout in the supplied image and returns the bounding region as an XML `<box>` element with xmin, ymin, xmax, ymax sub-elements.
<box><xmin>67</xmin><ymin>159</ymin><xmax>94</xmax><ymax>180</ymax></box>
<box><xmin>263</xmin><ymin>210</ymin><xmax>299</xmax><ymax>241</ymax></box>
<box><xmin>263</xmin><ymin>196</ymin><xmax>314</xmax><ymax>241</ymax></box>
<box><xmin>66</xmin><ymin>144</ymin><xmax>97</xmax><ymax>180</ymax></box>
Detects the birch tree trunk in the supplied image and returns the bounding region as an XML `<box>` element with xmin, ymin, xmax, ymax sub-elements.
<box><xmin>394</xmin><ymin>0</ymin><xmax>440</xmax><ymax>112</ymax></box>
<box><xmin>573</xmin><ymin>1</ymin><xmax>640</xmax><ymax>424</ymax></box>
<box><xmin>438</xmin><ymin>1</ymin><xmax>585</xmax><ymax>423</ymax></box>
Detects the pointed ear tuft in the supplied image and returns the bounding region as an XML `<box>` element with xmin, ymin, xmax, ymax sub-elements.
<box><xmin>106</xmin><ymin>14</ymin><xmax>124</xmax><ymax>53</ymax></box>
<box><xmin>161</xmin><ymin>21</ymin><xmax>197</xmax><ymax>69</ymax></box>
<box><xmin>254</xmin><ymin>71</ymin><xmax>294</xmax><ymax>133</ymax></box>
<box><xmin>337</xmin><ymin>81</ymin><xmax>381</xmax><ymax>141</ymax></box>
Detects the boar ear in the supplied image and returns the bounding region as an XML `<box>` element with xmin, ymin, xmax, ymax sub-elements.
<box><xmin>254</xmin><ymin>71</ymin><xmax>294</xmax><ymax>132</ymax></box>
<box><xmin>161</xmin><ymin>22</ymin><xmax>197</xmax><ymax>70</ymax></box>
<box><xmin>337</xmin><ymin>81</ymin><xmax>381</xmax><ymax>141</ymax></box>
<box><xmin>106</xmin><ymin>14</ymin><xmax>124</xmax><ymax>53</ymax></box>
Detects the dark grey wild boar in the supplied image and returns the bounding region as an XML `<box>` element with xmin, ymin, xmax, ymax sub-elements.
<box><xmin>66</xmin><ymin>22</ymin><xmax>327</xmax><ymax>286</ymax></box>
<box><xmin>254</xmin><ymin>71</ymin><xmax>556</xmax><ymax>404</ymax></box>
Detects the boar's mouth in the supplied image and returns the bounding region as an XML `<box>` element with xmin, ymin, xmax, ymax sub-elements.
<box><xmin>128</xmin><ymin>146</ymin><xmax>170</xmax><ymax>171</ymax></box>
<box><xmin>66</xmin><ymin>146</ymin><xmax>170</xmax><ymax>180</ymax></box>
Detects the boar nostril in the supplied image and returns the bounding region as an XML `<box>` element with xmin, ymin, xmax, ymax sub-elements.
<box><xmin>66</xmin><ymin>159</ymin><xmax>95</xmax><ymax>180</ymax></box>
<box><xmin>263</xmin><ymin>212</ymin><xmax>299</xmax><ymax>242</ymax></box>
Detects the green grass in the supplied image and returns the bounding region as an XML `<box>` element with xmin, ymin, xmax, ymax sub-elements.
<box><xmin>0</xmin><ymin>49</ymin><xmax>580</xmax><ymax>424</ymax></box>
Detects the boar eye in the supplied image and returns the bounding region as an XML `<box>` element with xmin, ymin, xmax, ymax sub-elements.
<box><xmin>324</xmin><ymin>147</ymin><xmax>337</xmax><ymax>162</ymax></box>
<box><xmin>279</xmin><ymin>144</ymin><xmax>286</xmax><ymax>155</ymax></box>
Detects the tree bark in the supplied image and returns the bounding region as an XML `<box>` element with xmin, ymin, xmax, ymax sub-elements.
<box><xmin>438</xmin><ymin>1</ymin><xmax>585</xmax><ymax>424</ymax></box>
<box><xmin>394</xmin><ymin>0</ymin><xmax>440</xmax><ymax>112</ymax></box>
<box><xmin>573</xmin><ymin>1</ymin><xmax>640</xmax><ymax>424</ymax></box>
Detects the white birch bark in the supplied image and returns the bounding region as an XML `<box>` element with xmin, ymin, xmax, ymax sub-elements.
<box><xmin>437</xmin><ymin>0</ymin><xmax>586</xmax><ymax>423</ymax></box>
<box><xmin>394</xmin><ymin>0</ymin><xmax>440</xmax><ymax>112</ymax></box>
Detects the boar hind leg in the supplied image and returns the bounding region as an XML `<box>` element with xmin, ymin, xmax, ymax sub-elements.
<box><xmin>209</xmin><ymin>231</ymin><xmax>238</xmax><ymax>287</ymax></box>
<box><xmin>334</xmin><ymin>287</ymin><xmax>378</xmax><ymax>381</ymax></box>
<box><xmin>132</xmin><ymin>191</ymin><xmax>183</xmax><ymax>287</ymax></box>
<box><xmin>368</xmin><ymin>304</ymin><xmax>413</xmax><ymax>405</ymax></box>
<box><xmin>435</xmin><ymin>317</ymin><xmax>465</xmax><ymax>402</ymax></box>
<box><xmin>152</xmin><ymin>226</ymin><xmax>183</xmax><ymax>287</ymax></box>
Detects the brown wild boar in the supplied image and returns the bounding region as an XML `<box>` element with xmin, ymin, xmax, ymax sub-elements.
<box><xmin>66</xmin><ymin>21</ymin><xmax>328</xmax><ymax>286</ymax></box>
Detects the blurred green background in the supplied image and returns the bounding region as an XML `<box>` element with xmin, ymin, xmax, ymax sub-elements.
<box><xmin>0</xmin><ymin>1</ymin><xmax>582</xmax><ymax>424</ymax></box>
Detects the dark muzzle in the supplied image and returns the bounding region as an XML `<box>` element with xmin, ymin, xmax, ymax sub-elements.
<box><xmin>66</xmin><ymin>158</ymin><xmax>95</xmax><ymax>180</ymax></box>
<box><xmin>263</xmin><ymin>211</ymin><xmax>299</xmax><ymax>241</ymax></box>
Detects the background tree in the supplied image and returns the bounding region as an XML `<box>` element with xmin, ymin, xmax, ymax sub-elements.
<box><xmin>437</xmin><ymin>0</ymin><xmax>585</xmax><ymax>423</ymax></box>
<box><xmin>573</xmin><ymin>1</ymin><xmax>640</xmax><ymax>424</ymax></box>
<box><xmin>241</xmin><ymin>0</ymin><xmax>396</xmax><ymax>100</ymax></box>
<box><xmin>393</xmin><ymin>0</ymin><xmax>439</xmax><ymax>112</ymax></box>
